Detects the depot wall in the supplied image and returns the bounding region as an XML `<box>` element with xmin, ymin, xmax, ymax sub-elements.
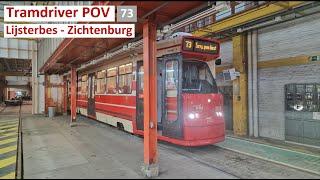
<box><xmin>216</xmin><ymin>13</ymin><xmax>320</xmax><ymax>142</ymax></box>
<box><xmin>215</xmin><ymin>40</ymin><xmax>233</xmax><ymax>87</ymax></box>
<box><xmin>37</xmin><ymin>1</ymin><xmax>93</xmax><ymax>72</ymax></box>
<box><xmin>5</xmin><ymin>76</ymin><xmax>30</xmax><ymax>85</ymax></box>
<box><xmin>257</xmin><ymin>13</ymin><xmax>320</xmax><ymax>140</ymax></box>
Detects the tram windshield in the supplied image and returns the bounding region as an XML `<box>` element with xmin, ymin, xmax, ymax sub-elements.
<box><xmin>182</xmin><ymin>60</ymin><xmax>218</xmax><ymax>94</ymax></box>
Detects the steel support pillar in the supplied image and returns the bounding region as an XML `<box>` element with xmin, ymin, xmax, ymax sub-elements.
<box><xmin>0</xmin><ymin>76</ymin><xmax>5</xmax><ymax>102</ymax></box>
<box><xmin>44</xmin><ymin>74</ymin><xmax>48</xmax><ymax>115</ymax></box>
<box><xmin>141</xmin><ymin>17</ymin><xmax>159</xmax><ymax>178</ymax></box>
<box><xmin>63</xmin><ymin>76</ymin><xmax>68</xmax><ymax>115</ymax></box>
<box><xmin>232</xmin><ymin>34</ymin><xmax>248</xmax><ymax>136</ymax></box>
<box><xmin>70</xmin><ymin>66</ymin><xmax>77</xmax><ymax>124</ymax></box>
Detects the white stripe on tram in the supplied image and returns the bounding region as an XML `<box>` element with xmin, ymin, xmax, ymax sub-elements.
<box><xmin>95</xmin><ymin>102</ymin><xmax>136</xmax><ymax>109</ymax></box>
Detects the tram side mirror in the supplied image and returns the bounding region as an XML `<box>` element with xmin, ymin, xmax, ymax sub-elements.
<box><xmin>215</xmin><ymin>59</ymin><xmax>222</xmax><ymax>65</ymax></box>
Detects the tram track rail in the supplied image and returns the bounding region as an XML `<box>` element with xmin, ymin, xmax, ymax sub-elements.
<box><xmin>151</xmin><ymin>134</ymin><xmax>320</xmax><ymax>178</ymax></box>
<box><xmin>158</xmin><ymin>143</ymin><xmax>242</xmax><ymax>179</ymax></box>
<box><xmin>157</xmin><ymin>139</ymin><xmax>320</xmax><ymax>179</ymax></box>
<box><xmin>15</xmin><ymin>103</ymin><xmax>23</xmax><ymax>179</ymax></box>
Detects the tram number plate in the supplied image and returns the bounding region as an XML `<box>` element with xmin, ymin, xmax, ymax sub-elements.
<box><xmin>182</xmin><ymin>38</ymin><xmax>218</xmax><ymax>55</ymax></box>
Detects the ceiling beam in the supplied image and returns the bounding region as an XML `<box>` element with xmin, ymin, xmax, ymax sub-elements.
<box><xmin>15</xmin><ymin>59</ymin><xmax>18</xmax><ymax>71</ymax></box>
<box><xmin>0</xmin><ymin>71</ymin><xmax>31</xmax><ymax>76</ymax></box>
<box><xmin>3</xmin><ymin>59</ymin><xmax>11</xmax><ymax>71</ymax></box>
<box><xmin>274</xmin><ymin>2</ymin><xmax>290</xmax><ymax>9</ymax></box>
<box><xmin>0</xmin><ymin>32</ymin><xmax>38</xmax><ymax>41</ymax></box>
<box><xmin>139</xmin><ymin>7</ymin><xmax>173</xmax><ymax>20</ymax></box>
<box><xmin>5</xmin><ymin>85</ymin><xmax>31</xmax><ymax>89</ymax></box>
<box><xmin>162</xmin><ymin>2</ymin><xmax>208</xmax><ymax>27</ymax></box>
<box><xmin>0</xmin><ymin>62</ymin><xmax>4</xmax><ymax>71</ymax></box>
<box><xmin>192</xmin><ymin>1</ymin><xmax>306</xmax><ymax>37</ymax></box>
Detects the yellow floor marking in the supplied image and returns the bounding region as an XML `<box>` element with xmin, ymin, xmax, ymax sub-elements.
<box><xmin>0</xmin><ymin>171</ymin><xmax>15</xmax><ymax>179</ymax></box>
<box><xmin>0</xmin><ymin>132</ymin><xmax>18</xmax><ymax>138</ymax></box>
<box><xmin>0</xmin><ymin>119</ymin><xmax>18</xmax><ymax>124</ymax></box>
<box><xmin>0</xmin><ymin>156</ymin><xmax>16</xmax><ymax>169</ymax></box>
<box><xmin>0</xmin><ymin>127</ymin><xmax>18</xmax><ymax>133</ymax></box>
<box><xmin>0</xmin><ymin>138</ymin><xmax>17</xmax><ymax>146</ymax></box>
<box><xmin>0</xmin><ymin>124</ymin><xmax>18</xmax><ymax>130</ymax></box>
<box><xmin>0</xmin><ymin>145</ymin><xmax>17</xmax><ymax>154</ymax></box>
<box><xmin>0</xmin><ymin>123</ymin><xmax>18</xmax><ymax>127</ymax></box>
<box><xmin>0</xmin><ymin>120</ymin><xmax>18</xmax><ymax>124</ymax></box>
<box><xmin>0</xmin><ymin>131</ymin><xmax>18</xmax><ymax>137</ymax></box>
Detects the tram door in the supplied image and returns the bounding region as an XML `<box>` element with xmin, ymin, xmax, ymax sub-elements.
<box><xmin>87</xmin><ymin>73</ymin><xmax>96</xmax><ymax>117</ymax></box>
<box><xmin>136</xmin><ymin>60</ymin><xmax>163</xmax><ymax>131</ymax></box>
<box><xmin>67</xmin><ymin>80</ymin><xmax>71</xmax><ymax>113</ymax></box>
<box><xmin>136</xmin><ymin>61</ymin><xmax>144</xmax><ymax>130</ymax></box>
<box><xmin>136</xmin><ymin>58</ymin><xmax>183</xmax><ymax>139</ymax></box>
<box><xmin>162</xmin><ymin>58</ymin><xmax>183</xmax><ymax>138</ymax></box>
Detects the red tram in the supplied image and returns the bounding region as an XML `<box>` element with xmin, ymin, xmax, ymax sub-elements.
<box><xmin>76</xmin><ymin>35</ymin><xmax>225</xmax><ymax>146</ymax></box>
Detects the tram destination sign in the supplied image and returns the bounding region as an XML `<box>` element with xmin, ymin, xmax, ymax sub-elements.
<box><xmin>182</xmin><ymin>37</ymin><xmax>219</xmax><ymax>55</ymax></box>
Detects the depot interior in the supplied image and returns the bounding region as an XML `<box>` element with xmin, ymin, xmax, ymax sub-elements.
<box><xmin>1</xmin><ymin>1</ymin><xmax>320</xmax><ymax>148</ymax></box>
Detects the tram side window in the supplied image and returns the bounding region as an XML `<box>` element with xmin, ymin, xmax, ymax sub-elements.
<box><xmin>118</xmin><ymin>63</ymin><xmax>133</xmax><ymax>94</ymax></box>
<box><xmin>96</xmin><ymin>70</ymin><xmax>106</xmax><ymax>94</ymax></box>
<box><xmin>165</xmin><ymin>60</ymin><xmax>179</xmax><ymax>122</ymax></box>
<box><xmin>106</xmin><ymin>67</ymin><xmax>117</xmax><ymax>94</ymax></box>
<box><xmin>81</xmin><ymin>75</ymin><xmax>88</xmax><ymax>94</ymax></box>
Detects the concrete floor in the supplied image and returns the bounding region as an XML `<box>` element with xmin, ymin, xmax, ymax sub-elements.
<box><xmin>22</xmin><ymin>114</ymin><xmax>235</xmax><ymax>179</ymax></box>
<box><xmin>21</xmin><ymin>105</ymin><xmax>320</xmax><ymax>179</ymax></box>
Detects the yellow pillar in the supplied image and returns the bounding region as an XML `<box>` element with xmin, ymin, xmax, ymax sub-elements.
<box><xmin>232</xmin><ymin>34</ymin><xmax>248</xmax><ymax>136</ymax></box>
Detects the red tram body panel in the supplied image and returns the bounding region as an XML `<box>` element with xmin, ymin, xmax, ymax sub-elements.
<box><xmin>76</xmin><ymin>36</ymin><xmax>225</xmax><ymax>146</ymax></box>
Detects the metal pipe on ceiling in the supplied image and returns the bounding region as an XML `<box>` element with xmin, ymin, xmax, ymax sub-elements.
<box><xmin>161</xmin><ymin>2</ymin><xmax>210</xmax><ymax>28</ymax></box>
<box><xmin>164</xmin><ymin>6</ymin><xmax>218</xmax><ymax>33</ymax></box>
<box><xmin>138</xmin><ymin>2</ymin><xmax>169</xmax><ymax>22</ymax></box>
<box><xmin>236</xmin><ymin>1</ymin><xmax>320</xmax><ymax>33</ymax></box>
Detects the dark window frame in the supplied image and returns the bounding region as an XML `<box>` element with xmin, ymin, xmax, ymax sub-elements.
<box><xmin>81</xmin><ymin>74</ymin><xmax>88</xmax><ymax>95</ymax></box>
<box><xmin>117</xmin><ymin>63</ymin><xmax>133</xmax><ymax>94</ymax></box>
<box><xmin>95</xmin><ymin>70</ymin><xmax>106</xmax><ymax>94</ymax></box>
<box><xmin>106</xmin><ymin>67</ymin><xmax>118</xmax><ymax>94</ymax></box>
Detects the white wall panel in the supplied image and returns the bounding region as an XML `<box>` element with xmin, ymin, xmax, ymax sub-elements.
<box><xmin>39</xmin><ymin>75</ymin><xmax>45</xmax><ymax>114</ymax></box>
<box><xmin>6</xmin><ymin>76</ymin><xmax>30</xmax><ymax>85</ymax></box>
<box><xmin>258</xmin><ymin>13</ymin><xmax>320</xmax><ymax>61</ymax></box>
<box><xmin>37</xmin><ymin>38</ymin><xmax>64</xmax><ymax>71</ymax></box>
<box><xmin>0</xmin><ymin>39</ymin><xmax>37</xmax><ymax>59</ymax></box>
<box><xmin>220</xmin><ymin>40</ymin><xmax>233</xmax><ymax>66</ymax></box>
<box><xmin>216</xmin><ymin>40</ymin><xmax>233</xmax><ymax>87</ymax></box>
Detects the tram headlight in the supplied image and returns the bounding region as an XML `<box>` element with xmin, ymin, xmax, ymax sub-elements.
<box><xmin>188</xmin><ymin>113</ymin><xmax>199</xmax><ymax>120</ymax></box>
<box><xmin>188</xmin><ymin>113</ymin><xmax>195</xmax><ymax>120</ymax></box>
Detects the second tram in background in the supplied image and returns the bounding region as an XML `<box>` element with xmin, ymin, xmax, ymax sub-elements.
<box><xmin>76</xmin><ymin>35</ymin><xmax>225</xmax><ymax>146</ymax></box>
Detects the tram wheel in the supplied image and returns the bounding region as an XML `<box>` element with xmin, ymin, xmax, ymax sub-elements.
<box><xmin>117</xmin><ymin>122</ymin><xmax>124</xmax><ymax>131</ymax></box>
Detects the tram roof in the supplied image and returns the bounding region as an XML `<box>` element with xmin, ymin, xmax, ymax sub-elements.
<box><xmin>40</xmin><ymin>1</ymin><xmax>207</xmax><ymax>74</ymax></box>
